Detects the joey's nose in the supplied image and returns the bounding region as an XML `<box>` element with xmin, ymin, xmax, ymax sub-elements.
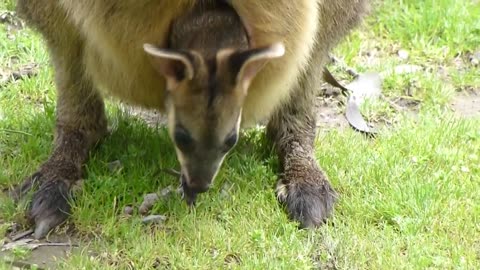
<box><xmin>184</xmin><ymin>179</ymin><xmax>211</xmax><ymax>193</ymax></box>
<box><xmin>182</xmin><ymin>165</ymin><xmax>218</xmax><ymax>193</ymax></box>
<box><xmin>181</xmin><ymin>174</ymin><xmax>212</xmax><ymax>206</ymax></box>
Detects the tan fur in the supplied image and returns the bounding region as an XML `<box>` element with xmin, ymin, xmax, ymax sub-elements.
<box><xmin>47</xmin><ymin>1</ymin><xmax>318</xmax><ymax>127</ymax></box>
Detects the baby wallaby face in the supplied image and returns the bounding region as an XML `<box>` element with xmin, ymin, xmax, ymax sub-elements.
<box><xmin>144</xmin><ymin>43</ymin><xmax>284</xmax><ymax>204</ymax></box>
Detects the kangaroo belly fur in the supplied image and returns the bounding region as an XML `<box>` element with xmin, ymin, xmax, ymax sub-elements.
<box><xmin>56</xmin><ymin>0</ymin><xmax>318</xmax><ymax>127</ymax></box>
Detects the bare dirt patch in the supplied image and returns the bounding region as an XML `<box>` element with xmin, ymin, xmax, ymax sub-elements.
<box><xmin>451</xmin><ymin>89</ymin><xmax>480</xmax><ymax>118</ymax></box>
<box><xmin>315</xmin><ymin>84</ymin><xmax>349</xmax><ymax>130</ymax></box>
<box><xmin>1</xmin><ymin>232</ymin><xmax>81</xmax><ymax>269</ymax></box>
<box><xmin>120</xmin><ymin>104</ymin><xmax>167</xmax><ymax>127</ymax></box>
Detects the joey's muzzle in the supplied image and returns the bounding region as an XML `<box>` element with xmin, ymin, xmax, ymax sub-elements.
<box><xmin>180</xmin><ymin>160</ymin><xmax>221</xmax><ymax>206</ymax></box>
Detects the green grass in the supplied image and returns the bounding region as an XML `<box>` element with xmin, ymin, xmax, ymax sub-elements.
<box><xmin>1</xmin><ymin>0</ymin><xmax>479</xmax><ymax>269</ymax></box>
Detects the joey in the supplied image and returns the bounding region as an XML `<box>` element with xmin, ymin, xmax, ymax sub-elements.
<box><xmin>143</xmin><ymin>2</ymin><xmax>284</xmax><ymax>204</ymax></box>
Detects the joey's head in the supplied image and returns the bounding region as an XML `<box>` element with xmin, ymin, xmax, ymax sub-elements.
<box><xmin>144</xmin><ymin>43</ymin><xmax>284</xmax><ymax>204</ymax></box>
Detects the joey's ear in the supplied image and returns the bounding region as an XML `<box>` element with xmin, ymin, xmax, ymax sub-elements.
<box><xmin>229</xmin><ymin>42</ymin><xmax>285</xmax><ymax>91</ymax></box>
<box><xmin>143</xmin><ymin>43</ymin><xmax>195</xmax><ymax>90</ymax></box>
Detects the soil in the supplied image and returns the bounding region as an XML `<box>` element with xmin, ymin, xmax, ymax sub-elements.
<box><xmin>315</xmin><ymin>97</ymin><xmax>349</xmax><ymax>130</ymax></box>
<box><xmin>450</xmin><ymin>89</ymin><xmax>480</xmax><ymax>118</ymax></box>
<box><xmin>0</xmin><ymin>232</ymin><xmax>81</xmax><ymax>270</ymax></box>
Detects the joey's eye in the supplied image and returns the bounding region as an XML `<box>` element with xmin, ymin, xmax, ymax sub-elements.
<box><xmin>224</xmin><ymin>132</ymin><xmax>238</xmax><ymax>151</ymax></box>
<box><xmin>174</xmin><ymin>126</ymin><xmax>194</xmax><ymax>152</ymax></box>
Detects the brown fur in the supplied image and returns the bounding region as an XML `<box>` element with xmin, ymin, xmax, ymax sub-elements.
<box><xmin>268</xmin><ymin>1</ymin><xmax>370</xmax><ymax>227</ymax></box>
<box><xmin>15</xmin><ymin>0</ymin><xmax>369</xmax><ymax>238</ymax></box>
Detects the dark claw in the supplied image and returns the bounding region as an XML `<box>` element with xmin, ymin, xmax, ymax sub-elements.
<box><xmin>28</xmin><ymin>179</ymin><xmax>71</xmax><ymax>239</ymax></box>
<box><xmin>276</xmin><ymin>163</ymin><xmax>337</xmax><ymax>228</ymax></box>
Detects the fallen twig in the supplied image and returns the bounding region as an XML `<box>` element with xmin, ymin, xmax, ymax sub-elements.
<box><xmin>10</xmin><ymin>229</ymin><xmax>34</xmax><ymax>241</ymax></box>
<box><xmin>2</xmin><ymin>238</ymin><xmax>78</xmax><ymax>251</ymax></box>
<box><xmin>35</xmin><ymin>242</ymin><xmax>79</xmax><ymax>248</ymax></box>
<box><xmin>1</xmin><ymin>238</ymin><xmax>34</xmax><ymax>251</ymax></box>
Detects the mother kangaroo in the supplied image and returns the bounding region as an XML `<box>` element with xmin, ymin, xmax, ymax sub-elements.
<box><xmin>14</xmin><ymin>0</ymin><xmax>369</xmax><ymax>239</ymax></box>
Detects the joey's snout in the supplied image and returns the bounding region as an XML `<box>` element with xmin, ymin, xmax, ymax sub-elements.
<box><xmin>180</xmin><ymin>159</ymin><xmax>223</xmax><ymax>205</ymax></box>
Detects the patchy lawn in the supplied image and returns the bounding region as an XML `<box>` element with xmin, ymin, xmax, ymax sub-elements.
<box><xmin>1</xmin><ymin>0</ymin><xmax>479</xmax><ymax>269</ymax></box>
